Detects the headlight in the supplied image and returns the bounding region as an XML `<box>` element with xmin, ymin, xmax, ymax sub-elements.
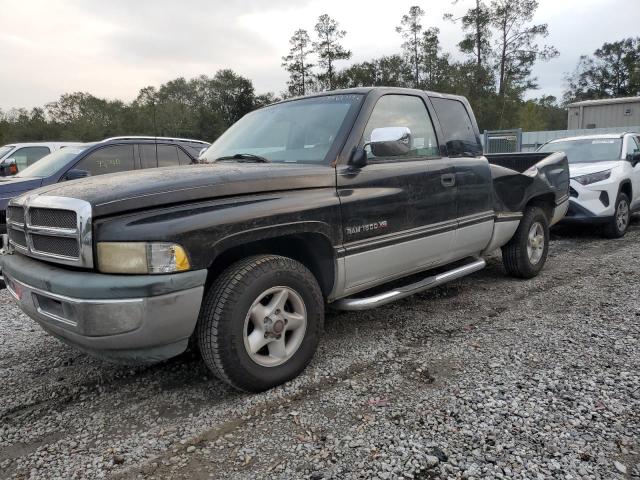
<box><xmin>572</xmin><ymin>169</ymin><xmax>611</xmax><ymax>185</ymax></box>
<box><xmin>97</xmin><ymin>242</ymin><xmax>191</xmax><ymax>274</ymax></box>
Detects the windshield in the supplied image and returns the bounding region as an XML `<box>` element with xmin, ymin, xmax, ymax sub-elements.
<box><xmin>0</xmin><ymin>145</ymin><xmax>15</xmax><ymax>159</ymax></box>
<box><xmin>16</xmin><ymin>145</ymin><xmax>91</xmax><ymax>178</ymax></box>
<box><xmin>200</xmin><ymin>94</ymin><xmax>364</xmax><ymax>164</ymax></box>
<box><xmin>538</xmin><ymin>138</ymin><xmax>622</xmax><ymax>164</ymax></box>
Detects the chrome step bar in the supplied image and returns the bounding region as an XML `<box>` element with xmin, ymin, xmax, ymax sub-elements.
<box><xmin>332</xmin><ymin>258</ymin><xmax>486</xmax><ymax>311</ymax></box>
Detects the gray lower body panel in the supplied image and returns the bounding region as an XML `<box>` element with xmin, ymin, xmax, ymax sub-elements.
<box><xmin>481</xmin><ymin>218</ymin><xmax>521</xmax><ymax>254</ymax></box>
<box><xmin>335</xmin><ymin>216</ymin><xmax>495</xmax><ymax>299</ymax></box>
<box><xmin>342</xmin><ymin>229</ymin><xmax>454</xmax><ymax>296</ymax></box>
<box><xmin>2</xmin><ymin>252</ymin><xmax>207</xmax><ymax>363</ymax></box>
<box><xmin>551</xmin><ymin>198</ymin><xmax>570</xmax><ymax>226</ymax></box>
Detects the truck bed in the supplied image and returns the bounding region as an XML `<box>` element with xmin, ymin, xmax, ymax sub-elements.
<box><xmin>485</xmin><ymin>152</ymin><xmax>550</xmax><ymax>173</ymax></box>
<box><xmin>486</xmin><ymin>151</ymin><xmax>570</xmax><ymax>216</ymax></box>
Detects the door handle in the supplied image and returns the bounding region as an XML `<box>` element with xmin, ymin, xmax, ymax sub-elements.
<box><xmin>441</xmin><ymin>173</ymin><xmax>456</xmax><ymax>187</ymax></box>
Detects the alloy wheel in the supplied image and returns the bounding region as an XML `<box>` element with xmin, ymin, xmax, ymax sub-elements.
<box><xmin>243</xmin><ymin>286</ymin><xmax>307</xmax><ymax>367</ymax></box>
<box><xmin>526</xmin><ymin>221</ymin><xmax>545</xmax><ymax>265</ymax></box>
<box><xmin>616</xmin><ymin>199</ymin><xmax>630</xmax><ymax>233</ymax></box>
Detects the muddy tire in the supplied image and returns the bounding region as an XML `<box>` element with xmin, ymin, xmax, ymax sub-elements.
<box><xmin>196</xmin><ymin>255</ymin><xmax>323</xmax><ymax>392</ymax></box>
<box><xmin>501</xmin><ymin>206</ymin><xmax>549</xmax><ymax>279</ymax></box>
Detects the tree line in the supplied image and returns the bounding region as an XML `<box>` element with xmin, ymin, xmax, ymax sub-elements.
<box><xmin>282</xmin><ymin>1</ymin><xmax>565</xmax><ymax>131</ymax></box>
<box><xmin>0</xmin><ymin>70</ymin><xmax>274</xmax><ymax>144</ymax></box>
<box><xmin>1</xmin><ymin>1</ymin><xmax>639</xmax><ymax>145</ymax></box>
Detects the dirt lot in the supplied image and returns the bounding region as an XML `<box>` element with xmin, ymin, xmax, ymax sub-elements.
<box><xmin>1</xmin><ymin>221</ymin><xmax>639</xmax><ymax>480</ymax></box>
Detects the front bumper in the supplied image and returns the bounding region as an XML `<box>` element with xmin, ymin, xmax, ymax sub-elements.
<box><xmin>560</xmin><ymin>200</ymin><xmax>613</xmax><ymax>225</ymax></box>
<box><xmin>1</xmin><ymin>252</ymin><xmax>207</xmax><ymax>363</ymax></box>
<box><xmin>560</xmin><ymin>178</ymin><xmax>618</xmax><ymax>225</ymax></box>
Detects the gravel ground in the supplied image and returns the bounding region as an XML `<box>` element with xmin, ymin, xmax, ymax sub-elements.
<box><xmin>0</xmin><ymin>221</ymin><xmax>639</xmax><ymax>480</ymax></box>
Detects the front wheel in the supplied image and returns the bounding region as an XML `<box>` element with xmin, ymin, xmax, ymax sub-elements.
<box><xmin>603</xmin><ymin>192</ymin><xmax>630</xmax><ymax>238</ymax></box>
<box><xmin>501</xmin><ymin>206</ymin><xmax>550</xmax><ymax>279</ymax></box>
<box><xmin>196</xmin><ymin>255</ymin><xmax>324</xmax><ymax>392</ymax></box>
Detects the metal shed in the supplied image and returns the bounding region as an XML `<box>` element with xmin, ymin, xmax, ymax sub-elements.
<box><xmin>567</xmin><ymin>97</ymin><xmax>640</xmax><ymax>130</ymax></box>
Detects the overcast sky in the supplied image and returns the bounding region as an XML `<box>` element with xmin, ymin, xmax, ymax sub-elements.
<box><xmin>1</xmin><ymin>0</ymin><xmax>638</xmax><ymax>111</ymax></box>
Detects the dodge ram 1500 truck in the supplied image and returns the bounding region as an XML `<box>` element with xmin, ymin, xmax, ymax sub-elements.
<box><xmin>1</xmin><ymin>88</ymin><xmax>569</xmax><ymax>392</ymax></box>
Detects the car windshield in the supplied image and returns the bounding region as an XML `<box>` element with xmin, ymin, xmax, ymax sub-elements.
<box><xmin>0</xmin><ymin>145</ymin><xmax>15</xmax><ymax>158</ymax></box>
<box><xmin>538</xmin><ymin>138</ymin><xmax>622</xmax><ymax>164</ymax></box>
<box><xmin>16</xmin><ymin>145</ymin><xmax>91</xmax><ymax>178</ymax></box>
<box><xmin>200</xmin><ymin>94</ymin><xmax>364</xmax><ymax>164</ymax></box>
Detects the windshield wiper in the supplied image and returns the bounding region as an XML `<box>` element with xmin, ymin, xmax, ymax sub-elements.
<box><xmin>215</xmin><ymin>153</ymin><xmax>270</xmax><ymax>163</ymax></box>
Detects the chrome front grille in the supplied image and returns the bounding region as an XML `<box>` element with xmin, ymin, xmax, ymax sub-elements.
<box><xmin>31</xmin><ymin>234</ymin><xmax>80</xmax><ymax>258</ymax></box>
<box><xmin>8</xmin><ymin>227</ymin><xmax>27</xmax><ymax>249</ymax></box>
<box><xmin>30</xmin><ymin>208</ymin><xmax>78</xmax><ymax>229</ymax></box>
<box><xmin>7</xmin><ymin>205</ymin><xmax>25</xmax><ymax>225</ymax></box>
<box><xmin>7</xmin><ymin>195</ymin><xmax>93</xmax><ymax>268</ymax></box>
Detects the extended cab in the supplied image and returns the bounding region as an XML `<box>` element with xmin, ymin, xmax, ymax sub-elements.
<box><xmin>1</xmin><ymin>88</ymin><xmax>569</xmax><ymax>391</ymax></box>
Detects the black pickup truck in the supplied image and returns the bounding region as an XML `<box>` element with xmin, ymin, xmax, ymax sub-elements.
<box><xmin>1</xmin><ymin>88</ymin><xmax>569</xmax><ymax>391</ymax></box>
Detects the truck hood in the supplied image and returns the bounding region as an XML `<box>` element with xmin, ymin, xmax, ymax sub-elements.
<box><xmin>569</xmin><ymin>160</ymin><xmax>621</xmax><ymax>178</ymax></box>
<box><xmin>26</xmin><ymin>163</ymin><xmax>336</xmax><ymax>217</ymax></box>
<box><xmin>0</xmin><ymin>176</ymin><xmax>43</xmax><ymax>195</ymax></box>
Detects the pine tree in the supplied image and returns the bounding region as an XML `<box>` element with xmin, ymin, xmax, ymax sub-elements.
<box><xmin>396</xmin><ymin>6</ymin><xmax>425</xmax><ymax>88</ymax></box>
<box><xmin>282</xmin><ymin>29</ymin><xmax>315</xmax><ymax>97</ymax></box>
<box><xmin>313</xmin><ymin>14</ymin><xmax>351</xmax><ymax>90</ymax></box>
<box><xmin>444</xmin><ymin>0</ymin><xmax>493</xmax><ymax>91</ymax></box>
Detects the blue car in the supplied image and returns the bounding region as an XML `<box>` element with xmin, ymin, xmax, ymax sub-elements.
<box><xmin>0</xmin><ymin>136</ymin><xmax>209</xmax><ymax>227</ymax></box>
<box><xmin>0</xmin><ymin>136</ymin><xmax>209</xmax><ymax>284</ymax></box>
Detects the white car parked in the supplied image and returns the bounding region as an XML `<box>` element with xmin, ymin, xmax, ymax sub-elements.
<box><xmin>0</xmin><ymin>142</ymin><xmax>81</xmax><ymax>176</ymax></box>
<box><xmin>537</xmin><ymin>133</ymin><xmax>640</xmax><ymax>238</ymax></box>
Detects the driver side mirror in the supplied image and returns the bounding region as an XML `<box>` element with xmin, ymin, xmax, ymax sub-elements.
<box><xmin>348</xmin><ymin>126</ymin><xmax>413</xmax><ymax>169</ymax></box>
<box><xmin>630</xmin><ymin>151</ymin><xmax>640</xmax><ymax>165</ymax></box>
<box><xmin>64</xmin><ymin>169</ymin><xmax>90</xmax><ymax>181</ymax></box>
<box><xmin>369</xmin><ymin>127</ymin><xmax>412</xmax><ymax>157</ymax></box>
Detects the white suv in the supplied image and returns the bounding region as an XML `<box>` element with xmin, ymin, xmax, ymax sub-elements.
<box><xmin>537</xmin><ymin>133</ymin><xmax>640</xmax><ymax>238</ymax></box>
<box><xmin>0</xmin><ymin>142</ymin><xmax>81</xmax><ymax>176</ymax></box>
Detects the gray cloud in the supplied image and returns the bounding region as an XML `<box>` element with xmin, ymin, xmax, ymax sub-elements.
<box><xmin>0</xmin><ymin>0</ymin><xmax>638</xmax><ymax>111</ymax></box>
<box><xmin>76</xmin><ymin>0</ymin><xmax>287</xmax><ymax>65</ymax></box>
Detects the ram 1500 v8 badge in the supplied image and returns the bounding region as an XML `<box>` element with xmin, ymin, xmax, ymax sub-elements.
<box><xmin>1</xmin><ymin>88</ymin><xmax>569</xmax><ymax>392</ymax></box>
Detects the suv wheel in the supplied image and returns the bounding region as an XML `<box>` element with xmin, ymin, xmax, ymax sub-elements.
<box><xmin>197</xmin><ymin>255</ymin><xmax>323</xmax><ymax>392</ymax></box>
<box><xmin>603</xmin><ymin>192</ymin><xmax>630</xmax><ymax>238</ymax></box>
<box><xmin>501</xmin><ymin>206</ymin><xmax>550</xmax><ymax>279</ymax></box>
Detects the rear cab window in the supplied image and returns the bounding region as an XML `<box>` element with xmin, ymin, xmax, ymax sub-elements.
<box><xmin>430</xmin><ymin>97</ymin><xmax>483</xmax><ymax>157</ymax></box>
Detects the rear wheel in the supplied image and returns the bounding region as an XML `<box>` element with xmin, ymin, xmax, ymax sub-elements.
<box><xmin>501</xmin><ymin>206</ymin><xmax>549</xmax><ymax>279</ymax></box>
<box><xmin>603</xmin><ymin>192</ymin><xmax>630</xmax><ymax>238</ymax></box>
<box><xmin>197</xmin><ymin>255</ymin><xmax>323</xmax><ymax>392</ymax></box>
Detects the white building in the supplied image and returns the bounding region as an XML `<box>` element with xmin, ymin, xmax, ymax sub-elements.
<box><xmin>567</xmin><ymin>97</ymin><xmax>640</xmax><ymax>130</ymax></box>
